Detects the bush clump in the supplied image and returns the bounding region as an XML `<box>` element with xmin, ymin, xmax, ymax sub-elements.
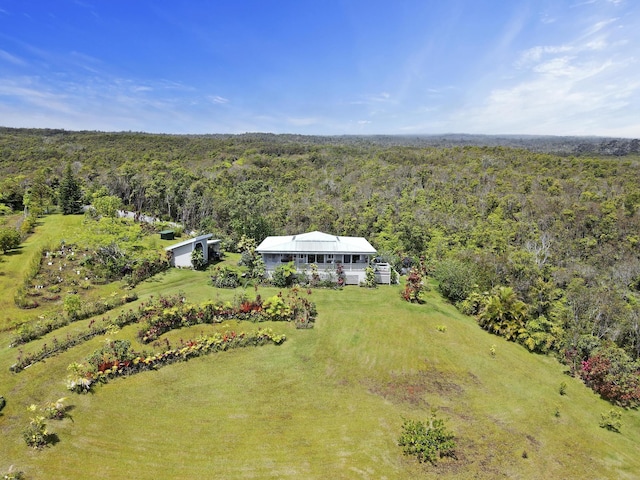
<box><xmin>398</xmin><ymin>410</ymin><xmax>456</xmax><ymax>464</ymax></box>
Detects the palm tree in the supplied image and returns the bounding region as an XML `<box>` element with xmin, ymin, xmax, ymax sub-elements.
<box><xmin>478</xmin><ymin>286</ymin><xmax>528</xmax><ymax>341</ymax></box>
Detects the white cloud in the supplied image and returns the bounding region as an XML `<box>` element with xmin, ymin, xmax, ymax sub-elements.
<box><xmin>0</xmin><ymin>49</ymin><xmax>27</xmax><ymax>66</ymax></box>
<box><xmin>207</xmin><ymin>95</ymin><xmax>229</xmax><ymax>104</ymax></box>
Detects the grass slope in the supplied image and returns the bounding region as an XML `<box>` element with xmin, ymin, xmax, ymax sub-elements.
<box><xmin>1</xmin><ymin>216</ymin><xmax>639</xmax><ymax>479</ymax></box>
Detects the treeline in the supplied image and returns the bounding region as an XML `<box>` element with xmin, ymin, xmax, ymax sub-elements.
<box><xmin>2</xmin><ymin>129</ymin><xmax>640</xmax><ymax>399</ymax></box>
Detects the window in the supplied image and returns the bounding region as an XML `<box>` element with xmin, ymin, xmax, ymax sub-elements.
<box><xmin>308</xmin><ymin>254</ymin><xmax>316</xmax><ymax>264</ymax></box>
<box><xmin>316</xmin><ymin>254</ymin><xmax>324</xmax><ymax>263</ymax></box>
<box><xmin>343</xmin><ymin>254</ymin><xmax>351</xmax><ymax>264</ymax></box>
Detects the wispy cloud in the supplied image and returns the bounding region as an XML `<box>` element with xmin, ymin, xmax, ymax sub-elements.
<box><xmin>0</xmin><ymin>49</ymin><xmax>27</xmax><ymax>66</ymax></box>
<box><xmin>207</xmin><ymin>95</ymin><xmax>229</xmax><ymax>104</ymax></box>
<box><xmin>442</xmin><ymin>6</ymin><xmax>640</xmax><ymax>136</ymax></box>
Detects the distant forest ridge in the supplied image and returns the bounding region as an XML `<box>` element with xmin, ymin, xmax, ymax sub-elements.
<box><xmin>1</xmin><ymin>126</ymin><xmax>639</xmax><ymax>156</ymax></box>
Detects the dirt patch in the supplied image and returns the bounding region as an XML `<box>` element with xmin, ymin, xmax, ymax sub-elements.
<box><xmin>368</xmin><ymin>370</ymin><xmax>464</xmax><ymax>407</ymax></box>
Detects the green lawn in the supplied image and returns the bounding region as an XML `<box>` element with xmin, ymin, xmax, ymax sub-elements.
<box><xmin>1</xmin><ymin>216</ymin><xmax>639</xmax><ymax>479</ymax></box>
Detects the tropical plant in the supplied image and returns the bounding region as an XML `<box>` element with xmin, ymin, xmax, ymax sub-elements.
<box><xmin>401</xmin><ymin>267</ymin><xmax>427</xmax><ymax>302</ymax></box>
<box><xmin>22</xmin><ymin>405</ymin><xmax>53</xmax><ymax>448</ymax></box>
<box><xmin>271</xmin><ymin>262</ymin><xmax>297</xmax><ymax>287</ymax></box>
<box><xmin>210</xmin><ymin>265</ymin><xmax>240</xmax><ymax>288</ymax></box>
<box><xmin>477</xmin><ymin>287</ymin><xmax>528</xmax><ymax>341</ymax></box>
<box><xmin>398</xmin><ymin>410</ymin><xmax>456</xmax><ymax>464</ymax></box>
<box><xmin>191</xmin><ymin>245</ymin><xmax>207</xmax><ymax>270</ymax></box>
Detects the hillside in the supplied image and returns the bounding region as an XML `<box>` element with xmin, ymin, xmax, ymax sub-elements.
<box><xmin>1</xmin><ymin>215</ymin><xmax>639</xmax><ymax>479</ymax></box>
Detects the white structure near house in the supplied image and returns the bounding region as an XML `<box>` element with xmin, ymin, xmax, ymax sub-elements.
<box><xmin>165</xmin><ymin>233</ymin><xmax>213</xmax><ymax>268</ymax></box>
<box><xmin>256</xmin><ymin>231</ymin><xmax>391</xmax><ymax>285</ymax></box>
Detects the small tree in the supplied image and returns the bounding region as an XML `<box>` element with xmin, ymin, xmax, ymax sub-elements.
<box><xmin>63</xmin><ymin>294</ymin><xmax>82</xmax><ymax>320</ymax></box>
<box><xmin>402</xmin><ymin>267</ymin><xmax>427</xmax><ymax>302</ymax></box>
<box><xmin>93</xmin><ymin>193</ymin><xmax>122</xmax><ymax>219</ymax></box>
<box><xmin>0</xmin><ymin>227</ymin><xmax>21</xmax><ymax>253</ymax></box>
<box><xmin>59</xmin><ymin>163</ymin><xmax>82</xmax><ymax>215</ymax></box>
<box><xmin>237</xmin><ymin>235</ymin><xmax>265</xmax><ymax>279</ymax></box>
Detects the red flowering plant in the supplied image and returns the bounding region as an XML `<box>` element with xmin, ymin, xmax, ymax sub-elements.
<box><xmin>67</xmin><ymin>329</ymin><xmax>286</xmax><ymax>393</ymax></box>
<box><xmin>579</xmin><ymin>343</ymin><xmax>640</xmax><ymax>408</ymax></box>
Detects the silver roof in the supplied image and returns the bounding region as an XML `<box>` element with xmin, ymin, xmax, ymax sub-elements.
<box><xmin>256</xmin><ymin>231</ymin><xmax>376</xmax><ymax>255</ymax></box>
<box><xmin>164</xmin><ymin>233</ymin><xmax>213</xmax><ymax>251</ymax></box>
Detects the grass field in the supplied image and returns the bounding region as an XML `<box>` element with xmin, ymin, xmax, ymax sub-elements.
<box><xmin>1</xmin><ymin>215</ymin><xmax>639</xmax><ymax>479</ymax></box>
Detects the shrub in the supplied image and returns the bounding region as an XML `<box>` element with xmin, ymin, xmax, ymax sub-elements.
<box><xmin>23</xmin><ymin>406</ymin><xmax>53</xmax><ymax>449</ymax></box>
<box><xmin>360</xmin><ymin>266</ymin><xmax>377</xmax><ymax>289</ymax></box>
<box><xmin>210</xmin><ymin>265</ymin><xmax>240</xmax><ymax>288</ymax></box>
<box><xmin>559</xmin><ymin>381</ymin><xmax>567</xmax><ymax>396</ymax></box>
<box><xmin>401</xmin><ymin>267</ymin><xmax>427</xmax><ymax>302</ymax></box>
<box><xmin>68</xmin><ymin>329</ymin><xmax>286</xmax><ymax>393</ymax></box>
<box><xmin>599</xmin><ymin>409</ymin><xmax>622</xmax><ymax>432</ymax></box>
<box><xmin>263</xmin><ymin>294</ymin><xmax>292</xmax><ymax>322</ymax></box>
<box><xmin>0</xmin><ymin>226</ymin><xmax>21</xmax><ymax>253</ymax></box>
<box><xmin>2</xmin><ymin>469</ymin><xmax>26</xmax><ymax>479</ymax></box>
<box><xmin>63</xmin><ymin>294</ymin><xmax>83</xmax><ymax>320</ymax></box>
<box><xmin>272</xmin><ymin>262</ymin><xmax>297</xmax><ymax>287</ymax></box>
<box><xmin>476</xmin><ymin>286</ymin><xmax>528</xmax><ymax>342</ymax></box>
<box><xmin>433</xmin><ymin>258</ymin><xmax>477</xmax><ymax>303</ymax></box>
<box><xmin>43</xmin><ymin>398</ymin><xmax>68</xmax><ymax>420</ymax></box>
<box><xmin>579</xmin><ymin>344</ymin><xmax>640</xmax><ymax>407</ymax></box>
<box><xmin>191</xmin><ymin>246</ymin><xmax>207</xmax><ymax>270</ymax></box>
<box><xmin>398</xmin><ymin>410</ymin><xmax>456</xmax><ymax>464</ymax></box>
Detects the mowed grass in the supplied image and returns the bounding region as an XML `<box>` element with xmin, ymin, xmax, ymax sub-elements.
<box><xmin>1</xmin><ymin>217</ymin><xmax>640</xmax><ymax>479</ymax></box>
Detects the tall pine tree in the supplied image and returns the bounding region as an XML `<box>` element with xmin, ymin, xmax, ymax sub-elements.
<box><xmin>59</xmin><ymin>163</ymin><xmax>82</xmax><ymax>215</ymax></box>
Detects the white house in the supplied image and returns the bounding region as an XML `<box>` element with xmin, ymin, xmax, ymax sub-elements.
<box><xmin>256</xmin><ymin>231</ymin><xmax>391</xmax><ymax>285</ymax></box>
<box><xmin>165</xmin><ymin>234</ymin><xmax>213</xmax><ymax>268</ymax></box>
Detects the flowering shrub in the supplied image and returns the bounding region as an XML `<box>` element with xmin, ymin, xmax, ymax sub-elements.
<box><xmin>138</xmin><ymin>289</ymin><xmax>315</xmax><ymax>342</ymax></box>
<box><xmin>210</xmin><ymin>265</ymin><xmax>240</xmax><ymax>288</ymax></box>
<box><xmin>579</xmin><ymin>344</ymin><xmax>640</xmax><ymax>407</ymax></box>
<box><xmin>67</xmin><ymin>329</ymin><xmax>286</xmax><ymax>393</ymax></box>
<box><xmin>23</xmin><ymin>405</ymin><xmax>53</xmax><ymax>449</ymax></box>
<box><xmin>42</xmin><ymin>398</ymin><xmax>68</xmax><ymax>420</ymax></box>
<box><xmin>10</xmin><ymin>294</ymin><xmax>181</xmax><ymax>372</ymax></box>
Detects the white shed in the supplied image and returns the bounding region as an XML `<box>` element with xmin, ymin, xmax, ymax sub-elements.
<box><xmin>165</xmin><ymin>234</ymin><xmax>213</xmax><ymax>268</ymax></box>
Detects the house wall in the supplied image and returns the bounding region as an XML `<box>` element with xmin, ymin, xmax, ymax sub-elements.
<box><xmin>261</xmin><ymin>253</ymin><xmax>372</xmax><ymax>285</ymax></box>
<box><xmin>170</xmin><ymin>239</ymin><xmax>208</xmax><ymax>268</ymax></box>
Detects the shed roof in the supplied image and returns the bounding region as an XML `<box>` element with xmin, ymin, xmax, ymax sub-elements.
<box><xmin>164</xmin><ymin>233</ymin><xmax>213</xmax><ymax>251</ymax></box>
<box><xmin>256</xmin><ymin>231</ymin><xmax>376</xmax><ymax>255</ymax></box>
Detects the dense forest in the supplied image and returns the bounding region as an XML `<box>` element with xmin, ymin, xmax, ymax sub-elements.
<box><xmin>2</xmin><ymin>127</ymin><xmax>640</xmax><ymax>405</ymax></box>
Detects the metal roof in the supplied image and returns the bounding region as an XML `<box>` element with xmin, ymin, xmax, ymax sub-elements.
<box><xmin>256</xmin><ymin>231</ymin><xmax>376</xmax><ymax>254</ymax></box>
<box><xmin>164</xmin><ymin>233</ymin><xmax>213</xmax><ymax>251</ymax></box>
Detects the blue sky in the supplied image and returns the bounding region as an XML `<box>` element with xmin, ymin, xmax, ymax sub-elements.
<box><xmin>0</xmin><ymin>0</ymin><xmax>638</xmax><ymax>136</ymax></box>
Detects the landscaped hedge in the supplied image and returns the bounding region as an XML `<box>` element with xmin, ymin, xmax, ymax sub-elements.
<box><xmin>10</xmin><ymin>293</ymin><xmax>183</xmax><ymax>372</ymax></box>
<box><xmin>10</xmin><ymin>292</ymin><xmax>139</xmax><ymax>346</ymax></box>
<box><xmin>67</xmin><ymin>329</ymin><xmax>286</xmax><ymax>393</ymax></box>
<box><xmin>138</xmin><ymin>289</ymin><xmax>316</xmax><ymax>343</ymax></box>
